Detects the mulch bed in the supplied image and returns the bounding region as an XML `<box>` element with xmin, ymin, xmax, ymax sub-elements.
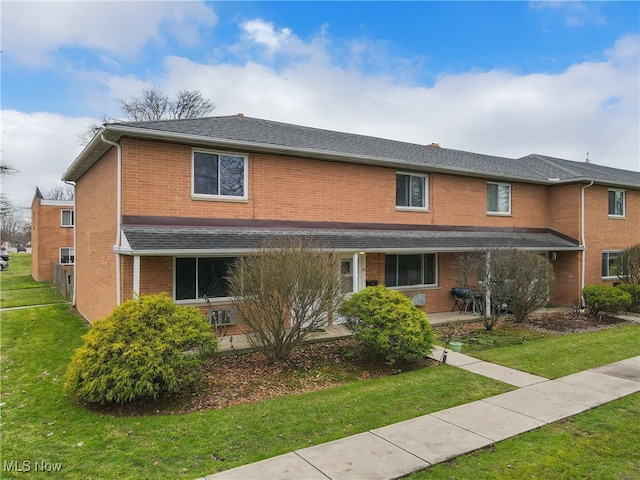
<box><xmin>93</xmin><ymin>311</ymin><xmax>635</xmax><ymax>416</ymax></box>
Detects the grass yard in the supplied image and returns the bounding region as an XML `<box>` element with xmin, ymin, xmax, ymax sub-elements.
<box><xmin>2</xmin><ymin>255</ymin><xmax>638</xmax><ymax>479</ymax></box>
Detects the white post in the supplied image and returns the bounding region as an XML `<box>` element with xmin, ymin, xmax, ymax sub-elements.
<box><xmin>133</xmin><ymin>255</ymin><xmax>140</xmax><ymax>298</ymax></box>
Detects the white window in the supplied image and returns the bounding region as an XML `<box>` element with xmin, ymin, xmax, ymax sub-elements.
<box><xmin>602</xmin><ymin>251</ymin><xmax>625</xmax><ymax>278</ymax></box>
<box><xmin>608</xmin><ymin>189</ymin><xmax>625</xmax><ymax>217</ymax></box>
<box><xmin>385</xmin><ymin>253</ymin><xmax>437</xmax><ymax>287</ymax></box>
<box><xmin>192</xmin><ymin>150</ymin><xmax>247</xmax><ymax>200</ymax></box>
<box><xmin>175</xmin><ymin>257</ymin><xmax>236</xmax><ymax>301</ymax></box>
<box><xmin>396</xmin><ymin>173</ymin><xmax>428</xmax><ymax>210</ymax></box>
<box><xmin>487</xmin><ymin>182</ymin><xmax>511</xmax><ymax>214</ymax></box>
<box><xmin>60</xmin><ymin>247</ymin><xmax>74</xmax><ymax>265</ymax></box>
<box><xmin>61</xmin><ymin>209</ymin><xmax>74</xmax><ymax>227</ymax></box>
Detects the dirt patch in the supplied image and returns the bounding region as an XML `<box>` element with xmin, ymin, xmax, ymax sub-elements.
<box><xmin>92</xmin><ymin>311</ymin><xmax>634</xmax><ymax>416</ymax></box>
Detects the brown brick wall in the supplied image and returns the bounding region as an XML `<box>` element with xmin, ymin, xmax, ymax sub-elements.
<box><xmin>75</xmin><ymin>137</ymin><xmax>638</xmax><ymax>322</ymax></box>
<box><xmin>74</xmin><ymin>148</ymin><xmax>118</xmax><ymax>322</ymax></box>
<box><xmin>584</xmin><ymin>185</ymin><xmax>640</xmax><ymax>287</ymax></box>
<box><xmin>30</xmin><ymin>200</ymin><xmax>74</xmax><ymax>282</ymax></box>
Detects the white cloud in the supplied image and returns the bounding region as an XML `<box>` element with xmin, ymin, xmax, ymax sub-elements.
<box><xmin>2</xmin><ymin>18</ymin><xmax>638</xmax><ymax>222</ymax></box>
<box><xmin>1</xmin><ymin>1</ymin><xmax>217</xmax><ymax>67</ymax></box>
<box><xmin>157</xmin><ymin>31</ymin><xmax>638</xmax><ymax>171</ymax></box>
<box><xmin>1</xmin><ymin>111</ymin><xmax>90</xmax><ymax>212</ymax></box>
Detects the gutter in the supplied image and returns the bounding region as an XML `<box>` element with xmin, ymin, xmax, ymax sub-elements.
<box><xmin>580</xmin><ymin>180</ymin><xmax>594</xmax><ymax>302</ymax></box>
<box><xmin>100</xmin><ymin>135</ymin><xmax>123</xmax><ymax>306</ymax></box>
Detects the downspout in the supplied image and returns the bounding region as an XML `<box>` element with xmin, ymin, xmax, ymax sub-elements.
<box><xmin>100</xmin><ymin>135</ymin><xmax>123</xmax><ymax>306</ymax></box>
<box><xmin>63</xmin><ymin>180</ymin><xmax>77</xmax><ymax>306</ymax></box>
<box><xmin>580</xmin><ymin>181</ymin><xmax>594</xmax><ymax>303</ymax></box>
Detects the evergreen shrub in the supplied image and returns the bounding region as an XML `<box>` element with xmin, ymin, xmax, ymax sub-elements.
<box><xmin>65</xmin><ymin>293</ymin><xmax>217</xmax><ymax>404</ymax></box>
<box><xmin>338</xmin><ymin>285</ymin><xmax>435</xmax><ymax>365</ymax></box>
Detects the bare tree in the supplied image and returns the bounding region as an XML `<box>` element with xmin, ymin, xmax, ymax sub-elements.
<box><xmin>478</xmin><ymin>249</ymin><xmax>555</xmax><ymax>329</ymax></box>
<box><xmin>227</xmin><ymin>237</ymin><xmax>346</xmax><ymax>363</ymax></box>
<box><xmin>41</xmin><ymin>185</ymin><xmax>74</xmax><ymax>201</ymax></box>
<box><xmin>79</xmin><ymin>87</ymin><xmax>215</xmax><ymax>144</ymax></box>
<box><xmin>616</xmin><ymin>244</ymin><xmax>640</xmax><ymax>284</ymax></box>
<box><xmin>118</xmin><ymin>87</ymin><xmax>214</xmax><ymax>122</ymax></box>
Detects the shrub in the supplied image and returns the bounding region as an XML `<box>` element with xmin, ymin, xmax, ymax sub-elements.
<box><xmin>616</xmin><ymin>283</ymin><xmax>640</xmax><ymax>308</ymax></box>
<box><xmin>65</xmin><ymin>293</ymin><xmax>217</xmax><ymax>404</ymax></box>
<box><xmin>338</xmin><ymin>286</ymin><xmax>435</xmax><ymax>365</ymax></box>
<box><xmin>583</xmin><ymin>285</ymin><xmax>632</xmax><ymax>316</ymax></box>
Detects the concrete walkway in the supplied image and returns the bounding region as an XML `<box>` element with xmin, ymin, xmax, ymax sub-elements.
<box><xmin>197</xmin><ymin>353</ymin><xmax>640</xmax><ymax>480</ymax></box>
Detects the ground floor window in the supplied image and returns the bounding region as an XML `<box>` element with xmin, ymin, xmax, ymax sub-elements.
<box><xmin>60</xmin><ymin>247</ymin><xmax>74</xmax><ymax>265</ymax></box>
<box><xmin>385</xmin><ymin>253</ymin><xmax>437</xmax><ymax>287</ymax></box>
<box><xmin>175</xmin><ymin>257</ymin><xmax>236</xmax><ymax>301</ymax></box>
<box><xmin>602</xmin><ymin>251</ymin><xmax>625</xmax><ymax>278</ymax></box>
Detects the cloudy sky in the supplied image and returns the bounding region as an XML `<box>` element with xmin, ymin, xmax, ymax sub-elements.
<box><xmin>2</xmin><ymin>1</ymin><xmax>639</xmax><ymax>219</ymax></box>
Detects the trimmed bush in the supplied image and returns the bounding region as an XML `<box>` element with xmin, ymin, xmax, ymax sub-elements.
<box><xmin>338</xmin><ymin>285</ymin><xmax>435</xmax><ymax>365</ymax></box>
<box><xmin>583</xmin><ymin>285</ymin><xmax>632</xmax><ymax>316</ymax></box>
<box><xmin>65</xmin><ymin>294</ymin><xmax>217</xmax><ymax>404</ymax></box>
<box><xmin>616</xmin><ymin>283</ymin><xmax>640</xmax><ymax>309</ymax></box>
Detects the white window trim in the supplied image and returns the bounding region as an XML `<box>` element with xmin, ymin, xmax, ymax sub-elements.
<box><xmin>487</xmin><ymin>182</ymin><xmax>512</xmax><ymax>215</ymax></box>
<box><xmin>59</xmin><ymin>247</ymin><xmax>74</xmax><ymax>265</ymax></box>
<box><xmin>191</xmin><ymin>149</ymin><xmax>249</xmax><ymax>202</ymax></box>
<box><xmin>396</xmin><ymin>172</ymin><xmax>429</xmax><ymax>211</ymax></box>
<box><xmin>608</xmin><ymin>189</ymin><xmax>626</xmax><ymax>218</ymax></box>
<box><xmin>173</xmin><ymin>256</ymin><xmax>237</xmax><ymax>304</ymax></box>
<box><xmin>602</xmin><ymin>250</ymin><xmax>623</xmax><ymax>279</ymax></box>
<box><xmin>385</xmin><ymin>252</ymin><xmax>438</xmax><ymax>288</ymax></box>
<box><xmin>61</xmin><ymin>209</ymin><xmax>74</xmax><ymax>227</ymax></box>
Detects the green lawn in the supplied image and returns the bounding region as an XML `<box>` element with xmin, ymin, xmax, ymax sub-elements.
<box><xmin>0</xmin><ymin>254</ymin><xmax>68</xmax><ymax>308</ymax></box>
<box><xmin>2</xmin><ymin>256</ymin><xmax>638</xmax><ymax>478</ymax></box>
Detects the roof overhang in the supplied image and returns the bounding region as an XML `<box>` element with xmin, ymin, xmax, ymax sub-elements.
<box><xmin>63</xmin><ymin>124</ymin><xmax>635</xmax><ymax>188</ymax></box>
<box><xmin>117</xmin><ymin>219</ymin><xmax>583</xmax><ymax>257</ymax></box>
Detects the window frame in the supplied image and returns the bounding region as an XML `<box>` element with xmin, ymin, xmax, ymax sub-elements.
<box><xmin>602</xmin><ymin>250</ymin><xmax>624</xmax><ymax>279</ymax></box>
<box><xmin>396</xmin><ymin>172</ymin><xmax>429</xmax><ymax>211</ymax></box>
<box><xmin>174</xmin><ymin>256</ymin><xmax>237</xmax><ymax>303</ymax></box>
<box><xmin>385</xmin><ymin>253</ymin><xmax>438</xmax><ymax>288</ymax></box>
<box><xmin>487</xmin><ymin>182</ymin><xmax>512</xmax><ymax>215</ymax></box>
<box><xmin>61</xmin><ymin>209</ymin><xmax>74</xmax><ymax>227</ymax></box>
<box><xmin>607</xmin><ymin>189</ymin><xmax>626</xmax><ymax>218</ymax></box>
<box><xmin>59</xmin><ymin>247</ymin><xmax>75</xmax><ymax>265</ymax></box>
<box><xmin>191</xmin><ymin>149</ymin><xmax>249</xmax><ymax>202</ymax></box>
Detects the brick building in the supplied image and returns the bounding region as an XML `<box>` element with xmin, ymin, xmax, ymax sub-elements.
<box><xmin>62</xmin><ymin>115</ymin><xmax>640</xmax><ymax>328</ymax></box>
<box><xmin>30</xmin><ymin>187</ymin><xmax>75</xmax><ymax>282</ymax></box>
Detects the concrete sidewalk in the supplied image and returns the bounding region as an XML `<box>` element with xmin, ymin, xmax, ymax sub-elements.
<box><xmin>197</xmin><ymin>354</ymin><xmax>640</xmax><ymax>480</ymax></box>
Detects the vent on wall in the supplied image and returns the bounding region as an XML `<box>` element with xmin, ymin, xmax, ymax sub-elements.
<box><xmin>208</xmin><ymin>309</ymin><xmax>237</xmax><ymax>326</ymax></box>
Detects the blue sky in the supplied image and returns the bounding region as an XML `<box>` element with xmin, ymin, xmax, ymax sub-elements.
<box><xmin>2</xmin><ymin>1</ymin><xmax>639</xmax><ymax>214</ymax></box>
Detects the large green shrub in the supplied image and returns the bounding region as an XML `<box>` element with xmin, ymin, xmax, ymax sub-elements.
<box><xmin>616</xmin><ymin>283</ymin><xmax>640</xmax><ymax>309</ymax></box>
<box><xmin>583</xmin><ymin>285</ymin><xmax>632</xmax><ymax>316</ymax></box>
<box><xmin>338</xmin><ymin>285</ymin><xmax>435</xmax><ymax>365</ymax></box>
<box><xmin>65</xmin><ymin>294</ymin><xmax>217</xmax><ymax>404</ymax></box>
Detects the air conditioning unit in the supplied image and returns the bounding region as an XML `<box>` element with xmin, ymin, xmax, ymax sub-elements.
<box><xmin>208</xmin><ymin>309</ymin><xmax>237</xmax><ymax>326</ymax></box>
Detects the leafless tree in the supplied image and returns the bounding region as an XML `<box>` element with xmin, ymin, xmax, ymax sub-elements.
<box><xmin>118</xmin><ymin>87</ymin><xmax>214</xmax><ymax>122</ymax></box>
<box><xmin>478</xmin><ymin>249</ymin><xmax>555</xmax><ymax>329</ymax></box>
<box><xmin>616</xmin><ymin>244</ymin><xmax>640</xmax><ymax>284</ymax></box>
<box><xmin>41</xmin><ymin>185</ymin><xmax>74</xmax><ymax>201</ymax></box>
<box><xmin>79</xmin><ymin>87</ymin><xmax>215</xmax><ymax>144</ymax></box>
<box><xmin>227</xmin><ymin>237</ymin><xmax>346</xmax><ymax>363</ymax></box>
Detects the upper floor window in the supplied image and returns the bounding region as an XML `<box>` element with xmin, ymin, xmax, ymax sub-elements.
<box><xmin>192</xmin><ymin>150</ymin><xmax>247</xmax><ymax>200</ymax></box>
<box><xmin>487</xmin><ymin>182</ymin><xmax>511</xmax><ymax>215</ymax></box>
<box><xmin>60</xmin><ymin>247</ymin><xmax>74</xmax><ymax>265</ymax></box>
<box><xmin>61</xmin><ymin>209</ymin><xmax>74</xmax><ymax>227</ymax></box>
<box><xmin>608</xmin><ymin>189</ymin><xmax>625</xmax><ymax>217</ymax></box>
<box><xmin>396</xmin><ymin>173</ymin><xmax>428</xmax><ymax>209</ymax></box>
<box><xmin>385</xmin><ymin>253</ymin><xmax>437</xmax><ymax>287</ymax></box>
<box><xmin>175</xmin><ymin>256</ymin><xmax>236</xmax><ymax>301</ymax></box>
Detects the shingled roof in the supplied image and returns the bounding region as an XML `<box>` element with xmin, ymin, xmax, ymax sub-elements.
<box><xmin>120</xmin><ymin>224</ymin><xmax>581</xmax><ymax>256</ymax></box>
<box><xmin>64</xmin><ymin>115</ymin><xmax>640</xmax><ymax>188</ymax></box>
